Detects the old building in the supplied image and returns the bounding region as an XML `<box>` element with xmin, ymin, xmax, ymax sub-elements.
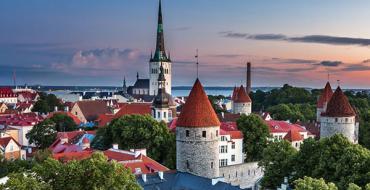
<box><xmin>232</xmin><ymin>85</ymin><xmax>252</xmax><ymax>115</ymax></box>
<box><xmin>71</xmin><ymin>100</ymin><xmax>111</xmax><ymax>123</ymax></box>
<box><xmin>320</xmin><ymin>86</ymin><xmax>358</xmax><ymax>143</ymax></box>
<box><xmin>0</xmin><ymin>137</ymin><xmax>24</xmax><ymax>160</ymax></box>
<box><xmin>316</xmin><ymin>82</ymin><xmax>333</xmax><ymax>122</ymax></box>
<box><xmin>176</xmin><ymin>79</ymin><xmax>220</xmax><ymax>179</ymax></box>
<box><xmin>0</xmin><ymin>87</ymin><xmax>17</xmax><ymax>105</ymax></box>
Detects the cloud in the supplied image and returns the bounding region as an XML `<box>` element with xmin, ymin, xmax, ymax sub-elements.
<box><xmin>342</xmin><ymin>64</ymin><xmax>370</xmax><ymax>71</ymax></box>
<box><xmin>220</xmin><ymin>32</ymin><xmax>370</xmax><ymax>47</ymax></box>
<box><xmin>270</xmin><ymin>57</ymin><xmax>318</xmax><ymax>64</ymax></box>
<box><xmin>208</xmin><ymin>54</ymin><xmax>244</xmax><ymax>58</ymax></box>
<box><xmin>318</xmin><ymin>61</ymin><xmax>343</xmax><ymax>67</ymax></box>
<box><xmin>171</xmin><ymin>26</ymin><xmax>191</xmax><ymax>31</ymax></box>
<box><xmin>362</xmin><ymin>59</ymin><xmax>370</xmax><ymax>63</ymax></box>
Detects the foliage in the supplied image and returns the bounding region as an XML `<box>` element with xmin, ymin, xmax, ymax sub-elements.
<box><xmin>258</xmin><ymin>140</ymin><xmax>297</xmax><ymax>189</ymax></box>
<box><xmin>0</xmin><ymin>155</ymin><xmax>36</xmax><ymax>178</ymax></box>
<box><xmin>2</xmin><ymin>152</ymin><xmax>141</xmax><ymax>190</ymax></box>
<box><xmin>92</xmin><ymin>114</ymin><xmax>176</xmax><ymax>169</ymax></box>
<box><xmin>347</xmin><ymin>183</ymin><xmax>362</xmax><ymax>190</ymax></box>
<box><xmin>294</xmin><ymin>177</ymin><xmax>338</xmax><ymax>190</ymax></box>
<box><xmin>236</xmin><ymin>114</ymin><xmax>270</xmax><ymax>162</ymax></box>
<box><xmin>32</xmin><ymin>92</ymin><xmax>63</xmax><ymax>114</ymax></box>
<box><xmin>26</xmin><ymin>114</ymin><xmax>77</xmax><ymax>149</ymax></box>
<box><xmin>26</xmin><ymin>119</ymin><xmax>57</xmax><ymax>149</ymax></box>
<box><xmin>261</xmin><ymin>134</ymin><xmax>370</xmax><ymax>190</ymax></box>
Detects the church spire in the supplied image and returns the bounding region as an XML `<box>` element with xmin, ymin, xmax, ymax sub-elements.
<box><xmin>153</xmin><ymin>62</ymin><xmax>169</xmax><ymax>108</ymax></box>
<box><xmin>151</xmin><ymin>0</ymin><xmax>169</xmax><ymax>62</ymax></box>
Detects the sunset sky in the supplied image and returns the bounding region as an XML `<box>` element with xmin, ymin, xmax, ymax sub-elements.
<box><xmin>1</xmin><ymin>0</ymin><xmax>370</xmax><ymax>88</ymax></box>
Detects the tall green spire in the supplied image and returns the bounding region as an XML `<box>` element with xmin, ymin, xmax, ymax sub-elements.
<box><xmin>151</xmin><ymin>0</ymin><xmax>170</xmax><ymax>62</ymax></box>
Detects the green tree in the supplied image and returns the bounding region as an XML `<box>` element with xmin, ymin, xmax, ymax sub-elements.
<box><xmin>347</xmin><ymin>183</ymin><xmax>362</xmax><ymax>190</ymax></box>
<box><xmin>50</xmin><ymin>113</ymin><xmax>77</xmax><ymax>131</ymax></box>
<box><xmin>294</xmin><ymin>177</ymin><xmax>338</xmax><ymax>190</ymax></box>
<box><xmin>26</xmin><ymin>119</ymin><xmax>57</xmax><ymax>149</ymax></box>
<box><xmin>32</xmin><ymin>93</ymin><xmax>63</xmax><ymax>113</ymax></box>
<box><xmin>3</xmin><ymin>152</ymin><xmax>141</xmax><ymax>190</ymax></box>
<box><xmin>236</xmin><ymin>114</ymin><xmax>270</xmax><ymax>161</ymax></box>
<box><xmin>259</xmin><ymin>140</ymin><xmax>297</xmax><ymax>189</ymax></box>
<box><xmin>92</xmin><ymin>115</ymin><xmax>176</xmax><ymax>169</ymax></box>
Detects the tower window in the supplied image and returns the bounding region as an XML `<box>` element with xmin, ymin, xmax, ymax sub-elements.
<box><xmin>164</xmin><ymin>112</ymin><xmax>167</xmax><ymax>118</ymax></box>
<box><xmin>202</xmin><ymin>131</ymin><xmax>206</xmax><ymax>138</ymax></box>
<box><xmin>216</xmin><ymin>130</ymin><xmax>218</xmax><ymax>137</ymax></box>
<box><xmin>211</xmin><ymin>162</ymin><xmax>213</xmax><ymax>169</ymax></box>
<box><xmin>231</xmin><ymin>155</ymin><xmax>235</xmax><ymax>162</ymax></box>
<box><xmin>186</xmin><ymin>130</ymin><xmax>189</xmax><ymax>137</ymax></box>
<box><xmin>186</xmin><ymin>160</ymin><xmax>190</xmax><ymax>169</ymax></box>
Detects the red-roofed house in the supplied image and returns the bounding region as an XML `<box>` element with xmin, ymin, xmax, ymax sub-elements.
<box><xmin>15</xmin><ymin>102</ymin><xmax>34</xmax><ymax>113</ymax></box>
<box><xmin>0</xmin><ymin>87</ymin><xmax>17</xmax><ymax>105</ymax></box>
<box><xmin>265</xmin><ymin>120</ymin><xmax>314</xmax><ymax>143</ymax></box>
<box><xmin>49</xmin><ymin>131</ymin><xmax>95</xmax><ymax>154</ymax></box>
<box><xmin>0</xmin><ymin>113</ymin><xmax>44</xmax><ymax>147</ymax></box>
<box><xmin>47</xmin><ymin>111</ymin><xmax>82</xmax><ymax>125</ymax></box>
<box><xmin>219</xmin><ymin>122</ymin><xmax>244</xmax><ymax>166</ymax></box>
<box><xmin>71</xmin><ymin>100</ymin><xmax>111</xmax><ymax>123</ymax></box>
<box><xmin>104</xmin><ymin>146</ymin><xmax>169</xmax><ymax>175</ymax></box>
<box><xmin>17</xmin><ymin>91</ymin><xmax>39</xmax><ymax>103</ymax></box>
<box><xmin>284</xmin><ymin>129</ymin><xmax>304</xmax><ymax>149</ymax></box>
<box><xmin>0</xmin><ymin>137</ymin><xmax>25</xmax><ymax>160</ymax></box>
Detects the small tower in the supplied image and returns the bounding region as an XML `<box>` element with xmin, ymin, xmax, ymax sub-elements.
<box><xmin>176</xmin><ymin>79</ymin><xmax>220</xmax><ymax>179</ymax></box>
<box><xmin>82</xmin><ymin>137</ymin><xmax>90</xmax><ymax>149</ymax></box>
<box><xmin>316</xmin><ymin>82</ymin><xmax>333</xmax><ymax>122</ymax></box>
<box><xmin>149</xmin><ymin>0</ymin><xmax>172</xmax><ymax>96</ymax></box>
<box><xmin>233</xmin><ymin>85</ymin><xmax>252</xmax><ymax>115</ymax></box>
<box><xmin>320</xmin><ymin>86</ymin><xmax>358</xmax><ymax>143</ymax></box>
<box><xmin>152</xmin><ymin>63</ymin><xmax>170</xmax><ymax>123</ymax></box>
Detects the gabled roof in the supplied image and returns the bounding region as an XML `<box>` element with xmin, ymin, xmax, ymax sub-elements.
<box><xmin>115</xmin><ymin>103</ymin><xmax>151</xmax><ymax>117</ymax></box>
<box><xmin>322</xmin><ymin>86</ymin><xmax>356</xmax><ymax>117</ymax></box>
<box><xmin>317</xmin><ymin>82</ymin><xmax>333</xmax><ymax>108</ymax></box>
<box><xmin>234</xmin><ymin>85</ymin><xmax>251</xmax><ymax>103</ymax></box>
<box><xmin>284</xmin><ymin>129</ymin><xmax>303</xmax><ymax>142</ymax></box>
<box><xmin>220</xmin><ymin>122</ymin><xmax>243</xmax><ymax>139</ymax></box>
<box><xmin>75</xmin><ymin>100</ymin><xmax>111</xmax><ymax>121</ymax></box>
<box><xmin>104</xmin><ymin>148</ymin><xmax>169</xmax><ymax>174</ymax></box>
<box><xmin>0</xmin><ymin>137</ymin><xmax>21</xmax><ymax>148</ymax></box>
<box><xmin>176</xmin><ymin>79</ymin><xmax>220</xmax><ymax>127</ymax></box>
<box><xmin>133</xmin><ymin>79</ymin><xmax>150</xmax><ymax>89</ymax></box>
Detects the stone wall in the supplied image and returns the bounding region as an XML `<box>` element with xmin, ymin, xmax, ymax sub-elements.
<box><xmin>220</xmin><ymin>162</ymin><xmax>263</xmax><ymax>189</ymax></box>
<box><xmin>233</xmin><ymin>102</ymin><xmax>251</xmax><ymax>115</ymax></box>
<box><xmin>320</xmin><ymin>116</ymin><xmax>357</xmax><ymax>143</ymax></box>
<box><xmin>176</xmin><ymin>126</ymin><xmax>219</xmax><ymax>178</ymax></box>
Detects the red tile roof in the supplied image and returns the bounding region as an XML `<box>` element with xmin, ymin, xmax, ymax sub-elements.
<box><xmin>104</xmin><ymin>149</ymin><xmax>169</xmax><ymax>174</ymax></box>
<box><xmin>53</xmin><ymin>150</ymin><xmax>93</xmax><ymax>162</ymax></box>
<box><xmin>231</xmin><ymin>87</ymin><xmax>240</xmax><ymax>101</ymax></box>
<box><xmin>75</xmin><ymin>100</ymin><xmax>111</xmax><ymax>121</ymax></box>
<box><xmin>322</xmin><ymin>86</ymin><xmax>355</xmax><ymax>117</ymax></box>
<box><xmin>114</xmin><ymin>103</ymin><xmax>151</xmax><ymax>118</ymax></box>
<box><xmin>284</xmin><ymin>129</ymin><xmax>303</xmax><ymax>142</ymax></box>
<box><xmin>176</xmin><ymin>79</ymin><xmax>221</xmax><ymax>127</ymax></box>
<box><xmin>0</xmin><ymin>137</ymin><xmax>21</xmax><ymax>147</ymax></box>
<box><xmin>0</xmin><ymin>113</ymin><xmax>44</xmax><ymax>127</ymax></box>
<box><xmin>317</xmin><ymin>82</ymin><xmax>333</xmax><ymax>108</ymax></box>
<box><xmin>17</xmin><ymin>91</ymin><xmax>38</xmax><ymax>101</ymax></box>
<box><xmin>220</xmin><ymin>122</ymin><xmax>243</xmax><ymax>139</ymax></box>
<box><xmin>265</xmin><ymin>120</ymin><xmax>306</xmax><ymax>133</ymax></box>
<box><xmin>234</xmin><ymin>85</ymin><xmax>251</xmax><ymax>103</ymax></box>
<box><xmin>0</xmin><ymin>87</ymin><xmax>17</xmax><ymax>98</ymax></box>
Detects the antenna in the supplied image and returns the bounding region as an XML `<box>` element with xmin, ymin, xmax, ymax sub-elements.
<box><xmin>12</xmin><ymin>70</ymin><xmax>17</xmax><ymax>89</ymax></box>
<box><xmin>195</xmin><ymin>49</ymin><xmax>199</xmax><ymax>78</ymax></box>
<box><xmin>337</xmin><ymin>79</ymin><xmax>340</xmax><ymax>86</ymax></box>
<box><xmin>327</xmin><ymin>72</ymin><xmax>330</xmax><ymax>82</ymax></box>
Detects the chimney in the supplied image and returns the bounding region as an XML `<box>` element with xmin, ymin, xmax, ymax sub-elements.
<box><xmin>112</xmin><ymin>144</ymin><xmax>119</xmax><ymax>150</ymax></box>
<box><xmin>158</xmin><ymin>171</ymin><xmax>164</xmax><ymax>180</ymax></box>
<box><xmin>246</xmin><ymin>62</ymin><xmax>251</xmax><ymax>94</ymax></box>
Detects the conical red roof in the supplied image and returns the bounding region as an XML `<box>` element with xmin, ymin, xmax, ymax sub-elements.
<box><xmin>231</xmin><ymin>86</ymin><xmax>240</xmax><ymax>101</ymax></box>
<box><xmin>323</xmin><ymin>86</ymin><xmax>355</xmax><ymax>117</ymax></box>
<box><xmin>82</xmin><ymin>137</ymin><xmax>90</xmax><ymax>143</ymax></box>
<box><xmin>284</xmin><ymin>129</ymin><xmax>303</xmax><ymax>142</ymax></box>
<box><xmin>317</xmin><ymin>82</ymin><xmax>333</xmax><ymax>108</ymax></box>
<box><xmin>177</xmin><ymin>79</ymin><xmax>221</xmax><ymax>127</ymax></box>
<box><xmin>234</xmin><ymin>85</ymin><xmax>251</xmax><ymax>103</ymax></box>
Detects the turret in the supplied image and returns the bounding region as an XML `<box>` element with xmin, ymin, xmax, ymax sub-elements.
<box><xmin>232</xmin><ymin>85</ymin><xmax>252</xmax><ymax>115</ymax></box>
<box><xmin>152</xmin><ymin>63</ymin><xmax>171</xmax><ymax>122</ymax></box>
<box><xmin>316</xmin><ymin>82</ymin><xmax>333</xmax><ymax>122</ymax></box>
<box><xmin>176</xmin><ymin>79</ymin><xmax>220</xmax><ymax>178</ymax></box>
<box><xmin>320</xmin><ymin>86</ymin><xmax>358</xmax><ymax>143</ymax></box>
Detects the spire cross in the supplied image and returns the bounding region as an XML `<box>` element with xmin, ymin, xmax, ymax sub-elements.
<box><xmin>195</xmin><ymin>49</ymin><xmax>199</xmax><ymax>78</ymax></box>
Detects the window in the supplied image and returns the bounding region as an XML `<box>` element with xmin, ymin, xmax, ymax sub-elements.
<box><xmin>221</xmin><ymin>136</ymin><xmax>227</xmax><ymax>141</ymax></box>
<box><xmin>345</xmin><ymin>118</ymin><xmax>348</xmax><ymax>122</ymax></box>
<box><xmin>220</xmin><ymin>145</ymin><xmax>228</xmax><ymax>153</ymax></box>
<box><xmin>219</xmin><ymin>159</ymin><xmax>228</xmax><ymax>167</ymax></box>
<box><xmin>186</xmin><ymin>130</ymin><xmax>190</xmax><ymax>137</ymax></box>
<box><xmin>231</xmin><ymin>155</ymin><xmax>235</xmax><ymax>162</ymax></box>
<box><xmin>216</xmin><ymin>130</ymin><xmax>218</xmax><ymax>137</ymax></box>
<box><xmin>164</xmin><ymin>112</ymin><xmax>167</xmax><ymax>118</ymax></box>
<box><xmin>211</xmin><ymin>162</ymin><xmax>213</xmax><ymax>169</ymax></box>
<box><xmin>335</xmin><ymin>118</ymin><xmax>338</xmax><ymax>122</ymax></box>
<box><xmin>231</xmin><ymin>143</ymin><xmax>235</xmax><ymax>149</ymax></box>
<box><xmin>158</xmin><ymin>112</ymin><xmax>161</xmax><ymax>118</ymax></box>
<box><xmin>202</xmin><ymin>131</ymin><xmax>206</xmax><ymax>138</ymax></box>
<box><xmin>186</xmin><ymin>160</ymin><xmax>190</xmax><ymax>169</ymax></box>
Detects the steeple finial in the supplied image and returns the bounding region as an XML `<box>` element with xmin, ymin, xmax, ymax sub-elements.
<box><xmin>195</xmin><ymin>49</ymin><xmax>199</xmax><ymax>78</ymax></box>
<box><xmin>136</xmin><ymin>72</ymin><xmax>139</xmax><ymax>79</ymax></box>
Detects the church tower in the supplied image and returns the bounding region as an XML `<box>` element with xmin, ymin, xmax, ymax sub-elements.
<box><xmin>176</xmin><ymin>79</ymin><xmax>220</xmax><ymax>178</ymax></box>
<box><xmin>152</xmin><ymin>63</ymin><xmax>170</xmax><ymax>122</ymax></box>
<box><xmin>149</xmin><ymin>0</ymin><xmax>172</xmax><ymax>96</ymax></box>
<box><xmin>320</xmin><ymin>86</ymin><xmax>358</xmax><ymax>143</ymax></box>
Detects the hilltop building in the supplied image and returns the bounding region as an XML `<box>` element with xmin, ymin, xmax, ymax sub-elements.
<box><xmin>319</xmin><ymin>86</ymin><xmax>359</xmax><ymax>143</ymax></box>
<box><xmin>232</xmin><ymin>85</ymin><xmax>252</xmax><ymax>115</ymax></box>
<box><xmin>128</xmin><ymin>0</ymin><xmax>172</xmax><ymax>98</ymax></box>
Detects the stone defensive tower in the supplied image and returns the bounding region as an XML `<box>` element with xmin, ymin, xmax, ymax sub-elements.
<box><xmin>176</xmin><ymin>79</ymin><xmax>220</xmax><ymax>178</ymax></box>
<box><xmin>320</xmin><ymin>86</ymin><xmax>358</xmax><ymax>143</ymax></box>
<box><xmin>233</xmin><ymin>85</ymin><xmax>252</xmax><ymax>115</ymax></box>
<box><xmin>316</xmin><ymin>82</ymin><xmax>333</xmax><ymax>122</ymax></box>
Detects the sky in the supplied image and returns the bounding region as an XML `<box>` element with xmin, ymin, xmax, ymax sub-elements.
<box><xmin>1</xmin><ymin>0</ymin><xmax>370</xmax><ymax>88</ymax></box>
